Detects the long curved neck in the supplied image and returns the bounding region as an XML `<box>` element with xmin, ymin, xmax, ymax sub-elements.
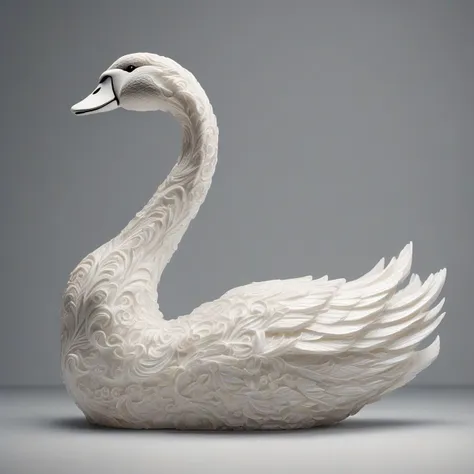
<box><xmin>113</xmin><ymin>71</ymin><xmax>218</xmax><ymax>292</ymax></box>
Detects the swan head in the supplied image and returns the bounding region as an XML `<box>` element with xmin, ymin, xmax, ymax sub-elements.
<box><xmin>71</xmin><ymin>53</ymin><xmax>178</xmax><ymax>116</ymax></box>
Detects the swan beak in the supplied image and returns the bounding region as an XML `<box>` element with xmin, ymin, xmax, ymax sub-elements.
<box><xmin>71</xmin><ymin>76</ymin><xmax>119</xmax><ymax>116</ymax></box>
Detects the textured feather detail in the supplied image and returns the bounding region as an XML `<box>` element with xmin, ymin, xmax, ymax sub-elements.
<box><xmin>63</xmin><ymin>52</ymin><xmax>448</xmax><ymax>429</ymax></box>
<box><xmin>190</xmin><ymin>243</ymin><xmax>445</xmax><ymax>373</ymax></box>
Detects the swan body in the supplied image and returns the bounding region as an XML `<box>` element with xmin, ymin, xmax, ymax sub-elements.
<box><xmin>62</xmin><ymin>53</ymin><xmax>446</xmax><ymax>429</ymax></box>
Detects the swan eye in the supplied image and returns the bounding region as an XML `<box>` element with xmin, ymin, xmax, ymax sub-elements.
<box><xmin>125</xmin><ymin>65</ymin><xmax>136</xmax><ymax>73</ymax></box>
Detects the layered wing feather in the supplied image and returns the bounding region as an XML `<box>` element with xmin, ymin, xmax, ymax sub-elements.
<box><xmin>182</xmin><ymin>243</ymin><xmax>445</xmax><ymax>396</ymax></box>
<box><xmin>295</xmin><ymin>242</ymin><xmax>446</xmax><ymax>355</ymax></box>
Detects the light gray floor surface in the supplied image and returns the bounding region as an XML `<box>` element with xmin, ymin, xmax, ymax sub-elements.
<box><xmin>0</xmin><ymin>387</ymin><xmax>472</xmax><ymax>474</ymax></box>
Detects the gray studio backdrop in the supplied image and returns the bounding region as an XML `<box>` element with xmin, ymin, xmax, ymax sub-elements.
<box><xmin>1</xmin><ymin>0</ymin><xmax>473</xmax><ymax>387</ymax></box>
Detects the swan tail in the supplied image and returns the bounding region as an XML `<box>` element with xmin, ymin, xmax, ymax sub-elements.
<box><xmin>376</xmin><ymin>335</ymin><xmax>441</xmax><ymax>399</ymax></box>
<box><xmin>401</xmin><ymin>335</ymin><xmax>441</xmax><ymax>385</ymax></box>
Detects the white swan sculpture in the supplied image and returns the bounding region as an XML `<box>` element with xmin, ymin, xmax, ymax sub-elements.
<box><xmin>62</xmin><ymin>53</ymin><xmax>446</xmax><ymax>430</ymax></box>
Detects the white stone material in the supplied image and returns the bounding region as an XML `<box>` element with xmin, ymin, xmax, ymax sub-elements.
<box><xmin>62</xmin><ymin>53</ymin><xmax>446</xmax><ymax>429</ymax></box>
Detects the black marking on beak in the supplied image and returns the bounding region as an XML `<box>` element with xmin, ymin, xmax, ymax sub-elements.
<box><xmin>73</xmin><ymin>75</ymin><xmax>120</xmax><ymax>115</ymax></box>
<box><xmin>99</xmin><ymin>74</ymin><xmax>120</xmax><ymax>105</ymax></box>
<box><xmin>73</xmin><ymin>97</ymin><xmax>117</xmax><ymax>115</ymax></box>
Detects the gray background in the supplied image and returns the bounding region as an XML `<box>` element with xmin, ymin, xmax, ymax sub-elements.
<box><xmin>1</xmin><ymin>0</ymin><xmax>473</xmax><ymax>387</ymax></box>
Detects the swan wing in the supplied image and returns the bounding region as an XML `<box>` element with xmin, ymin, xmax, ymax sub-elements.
<box><xmin>297</xmin><ymin>242</ymin><xmax>446</xmax><ymax>354</ymax></box>
<box><xmin>187</xmin><ymin>243</ymin><xmax>445</xmax><ymax>368</ymax></box>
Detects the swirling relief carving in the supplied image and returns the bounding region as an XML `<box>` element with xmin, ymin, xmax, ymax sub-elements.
<box><xmin>61</xmin><ymin>53</ymin><xmax>446</xmax><ymax>430</ymax></box>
